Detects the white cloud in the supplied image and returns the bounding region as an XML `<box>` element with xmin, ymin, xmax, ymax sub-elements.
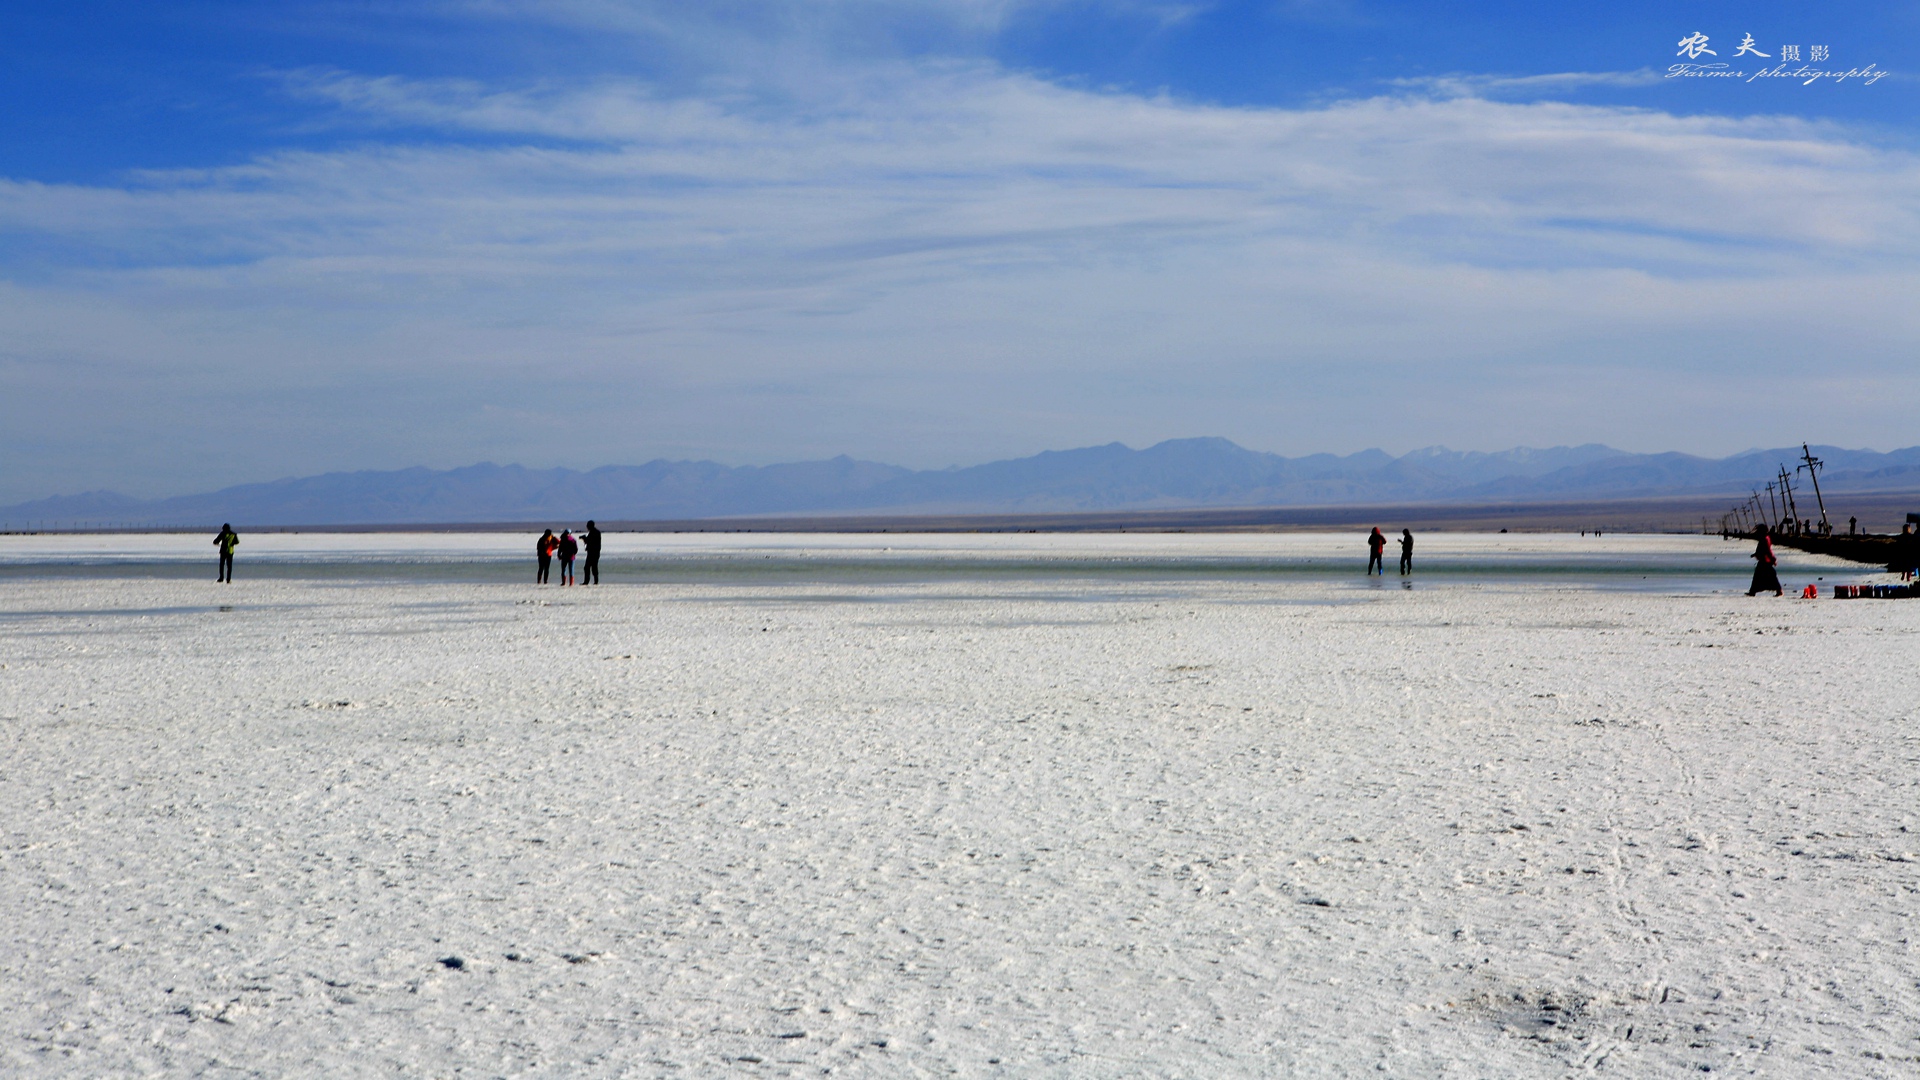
<box><xmin>1390</xmin><ymin>70</ymin><xmax>1667</xmax><ymax>98</ymax></box>
<box><xmin>2</xmin><ymin>57</ymin><xmax>1918</xmax><ymax>499</ymax></box>
<box><xmin>75</xmin><ymin>64</ymin><xmax>1920</xmax><ymax>269</ymax></box>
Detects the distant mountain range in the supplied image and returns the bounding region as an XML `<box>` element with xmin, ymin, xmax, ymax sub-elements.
<box><xmin>7</xmin><ymin>439</ymin><xmax>1920</xmax><ymax>527</ymax></box>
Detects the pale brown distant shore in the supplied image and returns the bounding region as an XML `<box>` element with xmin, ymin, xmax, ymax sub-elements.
<box><xmin>9</xmin><ymin>489</ymin><xmax>1918</xmax><ymax>536</ymax></box>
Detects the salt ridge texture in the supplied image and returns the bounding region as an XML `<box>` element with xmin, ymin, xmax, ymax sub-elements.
<box><xmin>2</xmin><ymin>534</ymin><xmax>1917</xmax><ymax>1076</ymax></box>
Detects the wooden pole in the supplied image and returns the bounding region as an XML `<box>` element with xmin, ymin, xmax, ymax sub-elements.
<box><xmin>1799</xmin><ymin>444</ymin><xmax>1830</xmax><ymax>533</ymax></box>
<box><xmin>1774</xmin><ymin>461</ymin><xmax>1789</xmax><ymax>530</ymax></box>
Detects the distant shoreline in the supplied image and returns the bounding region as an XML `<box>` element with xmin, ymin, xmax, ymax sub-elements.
<box><xmin>7</xmin><ymin>490</ymin><xmax>1917</xmax><ymax>536</ymax></box>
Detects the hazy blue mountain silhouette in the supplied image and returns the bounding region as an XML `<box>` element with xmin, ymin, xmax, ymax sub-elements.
<box><xmin>5</xmin><ymin>438</ymin><xmax>1916</xmax><ymax>527</ymax></box>
<box><xmin>1464</xmin><ymin>446</ymin><xmax>1920</xmax><ymax>500</ymax></box>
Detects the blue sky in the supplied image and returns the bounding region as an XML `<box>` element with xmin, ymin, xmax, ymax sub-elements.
<box><xmin>2</xmin><ymin>1</ymin><xmax>1917</xmax><ymax>500</ymax></box>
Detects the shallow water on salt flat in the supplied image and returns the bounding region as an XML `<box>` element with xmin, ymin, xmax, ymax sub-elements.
<box><xmin>0</xmin><ymin>531</ymin><xmax>1890</xmax><ymax>593</ymax></box>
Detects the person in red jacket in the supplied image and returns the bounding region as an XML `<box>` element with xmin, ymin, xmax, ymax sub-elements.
<box><xmin>1366</xmin><ymin>527</ymin><xmax>1386</xmax><ymax>576</ymax></box>
<box><xmin>1746</xmin><ymin>527</ymin><xmax>1782</xmax><ymax>596</ymax></box>
<box><xmin>536</xmin><ymin>529</ymin><xmax>556</xmax><ymax>584</ymax></box>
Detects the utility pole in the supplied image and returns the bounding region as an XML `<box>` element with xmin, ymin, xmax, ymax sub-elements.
<box><xmin>1798</xmin><ymin>443</ymin><xmax>1830</xmax><ymax>534</ymax></box>
<box><xmin>1777</xmin><ymin>466</ymin><xmax>1800</xmax><ymax>535</ymax></box>
<box><xmin>1765</xmin><ymin>482</ymin><xmax>1780</xmax><ymax>531</ymax></box>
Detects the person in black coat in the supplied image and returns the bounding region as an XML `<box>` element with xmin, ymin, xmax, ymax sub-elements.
<box><xmin>536</xmin><ymin>529</ymin><xmax>555</xmax><ymax>584</ymax></box>
<box><xmin>214</xmin><ymin>524</ymin><xmax>239</xmax><ymax>583</ymax></box>
<box><xmin>581</xmin><ymin>521</ymin><xmax>602</xmax><ymax>585</ymax></box>
<box><xmin>557</xmin><ymin>530</ymin><xmax>579</xmax><ymax>586</ymax></box>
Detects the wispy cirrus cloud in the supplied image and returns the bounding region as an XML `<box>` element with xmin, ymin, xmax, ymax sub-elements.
<box><xmin>194</xmin><ymin>64</ymin><xmax>1920</xmax><ymax>270</ymax></box>
<box><xmin>1390</xmin><ymin>69</ymin><xmax>1667</xmax><ymax>99</ymax></box>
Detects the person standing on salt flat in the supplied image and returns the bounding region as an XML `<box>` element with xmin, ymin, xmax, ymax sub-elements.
<box><xmin>213</xmin><ymin>524</ymin><xmax>238</xmax><ymax>583</ymax></box>
<box><xmin>581</xmin><ymin>520</ymin><xmax>602</xmax><ymax>585</ymax></box>
<box><xmin>1398</xmin><ymin>529</ymin><xmax>1414</xmax><ymax>576</ymax></box>
<box><xmin>536</xmin><ymin>529</ymin><xmax>556</xmax><ymax>584</ymax></box>
<box><xmin>557</xmin><ymin>530</ymin><xmax>579</xmax><ymax>586</ymax></box>
<box><xmin>1366</xmin><ymin>527</ymin><xmax>1386</xmax><ymax>576</ymax></box>
<box><xmin>1746</xmin><ymin>527</ymin><xmax>1783</xmax><ymax>597</ymax></box>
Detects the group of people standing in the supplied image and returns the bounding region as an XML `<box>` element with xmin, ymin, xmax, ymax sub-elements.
<box><xmin>1366</xmin><ymin>527</ymin><xmax>1415</xmax><ymax>575</ymax></box>
<box><xmin>207</xmin><ymin>522</ymin><xmax>609</xmax><ymax>585</ymax></box>
<box><xmin>537</xmin><ymin>521</ymin><xmax>601</xmax><ymax>585</ymax></box>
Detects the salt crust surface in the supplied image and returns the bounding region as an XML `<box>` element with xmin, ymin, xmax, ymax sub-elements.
<box><xmin>2</xmin><ymin>535</ymin><xmax>1918</xmax><ymax>1076</ymax></box>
